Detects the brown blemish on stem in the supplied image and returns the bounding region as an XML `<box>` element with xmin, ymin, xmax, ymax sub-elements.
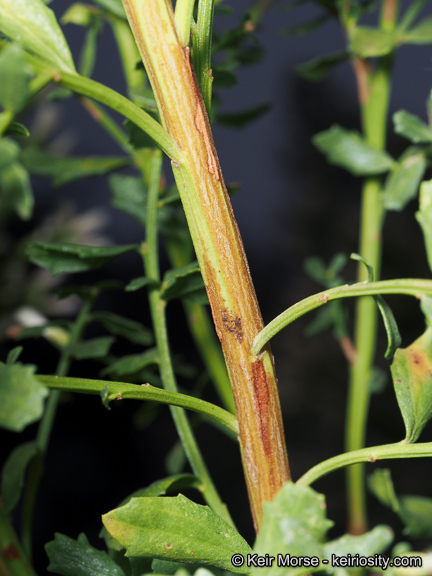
<box><xmin>252</xmin><ymin>360</ymin><xmax>272</xmax><ymax>462</ymax></box>
<box><xmin>2</xmin><ymin>545</ymin><xmax>20</xmax><ymax>560</ymax></box>
<box><xmin>222</xmin><ymin>309</ymin><xmax>244</xmax><ymax>343</ymax></box>
<box><xmin>352</xmin><ymin>58</ymin><xmax>371</xmax><ymax>106</ymax></box>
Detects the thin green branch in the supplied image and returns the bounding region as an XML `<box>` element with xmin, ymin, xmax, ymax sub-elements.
<box><xmin>297</xmin><ymin>442</ymin><xmax>432</xmax><ymax>487</ymax></box>
<box><xmin>192</xmin><ymin>0</ymin><xmax>215</xmax><ymax>117</ymax></box>
<box><xmin>38</xmin><ymin>375</ymin><xmax>238</xmax><ymax>435</ymax></box>
<box><xmin>174</xmin><ymin>0</ymin><xmax>196</xmax><ymax>47</ymax></box>
<box><xmin>251</xmin><ymin>279</ymin><xmax>432</xmax><ymax>355</ymax></box>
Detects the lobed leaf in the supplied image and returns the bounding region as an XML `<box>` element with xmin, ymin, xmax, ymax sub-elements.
<box><xmin>102</xmin><ymin>495</ymin><xmax>252</xmax><ymax>573</ymax></box>
<box><xmin>313</xmin><ymin>125</ymin><xmax>395</xmax><ymax>176</ymax></box>
<box><xmin>26</xmin><ymin>242</ymin><xmax>138</xmax><ymax>276</ymax></box>
<box><xmin>46</xmin><ymin>532</ymin><xmax>126</xmax><ymax>576</ymax></box>
<box><xmin>0</xmin><ymin>362</ymin><xmax>48</xmax><ymax>431</ymax></box>
<box><xmin>0</xmin><ymin>0</ymin><xmax>75</xmax><ymax>71</ymax></box>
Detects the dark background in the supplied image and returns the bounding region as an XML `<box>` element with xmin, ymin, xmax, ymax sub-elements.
<box><xmin>2</xmin><ymin>0</ymin><xmax>432</xmax><ymax>572</ymax></box>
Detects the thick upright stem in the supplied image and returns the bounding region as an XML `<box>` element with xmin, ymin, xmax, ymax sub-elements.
<box><xmin>121</xmin><ymin>0</ymin><xmax>290</xmax><ymax>529</ymax></box>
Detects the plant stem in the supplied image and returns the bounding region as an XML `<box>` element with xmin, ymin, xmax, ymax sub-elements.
<box><xmin>141</xmin><ymin>149</ymin><xmax>234</xmax><ymax>525</ymax></box>
<box><xmin>38</xmin><ymin>375</ymin><xmax>239</xmax><ymax>434</ymax></box>
<box><xmin>297</xmin><ymin>441</ymin><xmax>432</xmax><ymax>487</ymax></box>
<box><xmin>121</xmin><ymin>0</ymin><xmax>290</xmax><ymax>529</ymax></box>
<box><xmin>192</xmin><ymin>0</ymin><xmax>215</xmax><ymax>117</ymax></box>
<box><xmin>0</xmin><ymin>505</ymin><xmax>37</xmax><ymax>576</ymax></box>
<box><xmin>345</xmin><ymin>0</ymin><xmax>398</xmax><ymax>535</ymax></box>
<box><xmin>21</xmin><ymin>299</ymin><xmax>92</xmax><ymax>559</ymax></box>
<box><xmin>251</xmin><ymin>279</ymin><xmax>432</xmax><ymax>354</ymax></box>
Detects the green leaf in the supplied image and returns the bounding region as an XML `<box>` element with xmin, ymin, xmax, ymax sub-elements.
<box><xmin>61</xmin><ymin>3</ymin><xmax>94</xmax><ymax>26</ymax></box>
<box><xmin>91</xmin><ymin>311</ymin><xmax>153</xmax><ymax>346</ymax></box>
<box><xmin>368</xmin><ymin>468</ymin><xmax>432</xmax><ymax>538</ymax></box>
<box><xmin>0</xmin><ymin>362</ymin><xmax>48</xmax><ymax>431</ymax></box>
<box><xmin>416</xmin><ymin>179</ymin><xmax>432</xmax><ymax>272</ymax></box>
<box><xmin>92</xmin><ymin>0</ymin><xmax>126</xmax><ymax>19</ymax></box>
<box><xmin>323</xmin><ymin>525</ymin><xmax>393</xmax><ymax>559</ymax></box>
<box><xmin>66</xmin><ymin>337</ymin><xmax>115</xmax><ymax>360</ymax></box>
<box><xmin>124</xmin><ymin>119</ymin><xmax>157</xmax><ymax>150</ymax></box>
<box><xmin>349</xmin><ymin>26</ymin><xmax>396</xmax><ymax>57</ymax></box>
<box><xmin>212</xmin><ymin>68</ymin><xmax>237</xmax><ymax>89</ymax></box>
<box><xmin>1</xmin><ymin>441</ymin><xmax>38</xmax><ymax>512</ymax></box>
<box><xmin>381</xmin><ymin>148</ymin><xmax>426</xmax><ymax>211</ymax></box>
<box><xmin>46</xmin><ymin>533</ymin><xmax>126</xmax><ymax>576</ymax></box>
<box><xmin>282</xmin><ymin>14</ymin><xmax>330</xmax><ymax>37</ymax></box>
<box><xmin>6</xmin><ymin>346</ymin><xmax>23</xmax><ymax>364</ymax></box>
<box><xmin>403</xmin><ymin>16</ymin><xmax>432</xmax><ymax>44</ymax></box>
<box><xmin>253</xmin><ymin>483</ymin><xmax>333</xmax><ymax>576</ymax></box>
<box><xmin>313</xmin><ymin>125</ymin><xmax>395</xmax><ymax>176</ymax></box>
<box><xmin>161</xmin><ymin>263</ymin><xmax>208</xmax><ymax>304</ymax></box>
<box><xmin>26</xmin><ymin>242</ymin><xmax>138</xmax><ymax>276</ymax></box>
<box><xmin>393</xmin><ymin>110</ymin><xmax>432</xmax><ymax>144</ymax></box>
<box><xmin>100</xmin><ymin>348</ymin><xmax>159</xmax><ymax>378</ymax></box>
<box><xmin>109</xmin><ymin>174</ymin><xmax>147</xmax><ymax>227</ymax></box>
<box><xmin>0</xmin><ymin>160</ymin><xmax>34</xmax><ymax>220</ymax></box>
<box><xmin>216</xmin><ymin>103</ymin><xmax>271</xmax><ymax>129</ymax></box>
<box><xmin>102</xmin><ymin>495</ymin><xmax>252</xmax><ymax>573</ymax></box>
<box><xmin>0</xmin><ymin>0</ymin><xmax>75</xmax><ymax>71</ymax></box>
<box><xmin>391</xmin><ymin>327</ymin><xmax>432</xmax><ymax>442</ymax></box>
<box><xmin>22</xmin><ymin>148</ymin><xmax>130</xmax><ymax>187</ymax></box>
<box><xmin>296</xmin><ymin>52</ymin><xmax>348</xmax><ymax>82</ymax></box>
<box><xmin>0</xmin><ymin>139</ymin><xmax>20</xmax><ymax>171</ymax></box>
<box><xmin>125</xmin><ymin>276</ymin><xmax>159</xmax><ymax>292</ymax></box>
<box><xmin>0</xmin><ymin>44</ymin><xmax>32</xmax><ymax>112</ymax></box>
<box><xmin>4</xmin><ymin>122</ymin><xmax>30</xmax><ymax>139</ymax></box>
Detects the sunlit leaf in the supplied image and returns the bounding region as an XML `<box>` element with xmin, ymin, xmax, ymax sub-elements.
<box><xmin>313</xmin><ymin>125</ymin><xmax>395</xmax><ymax>176</ymax></box>
<box><xmin>0</xmin><ymin>0</ymin><xmax>75</xmax><ymax>71</ymax></box>
<box><xmin>0</xmin><ymin>362</ymin><xmax>48</xmax><ymax>431</ymax></box>
<box><xmin>26</xmin><ymin>242</ymin><xmax>138</xmax><ymax>276</ymax></box>
<box><xmin>1</xmin><ymin>441</ymin><xmax>38</xmax><ymax>512</ymax></box>
<box><xmin>381</xmin><ymin>148</ymin><xmax>426</xmax><ymax>211</ymax></box>
<box><xmin>0</xmin><ymin>44</ymin><xmax>32</xmax><ymax>112</ymax></box>
<box><xmin>102</xmin><ymin>495</ymin><xmax>252</xmax><ymax>573</ymax></box>
<box><xmin>22</xmin><ymin>148</ymin><xmax>130</xmax><ymax>187</ymax></box>
<box><xmin>46</xmin><ymin>533</ymin><xmax>126</xmax><ymax>576</ymax></box>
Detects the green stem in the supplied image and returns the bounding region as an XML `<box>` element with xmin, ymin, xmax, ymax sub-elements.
<box><xmin>345</xmin><ymin>1</ymin><xmax>398</xmax><ymax>534</ymax></box>
<box><xmin>0</xmin><ymin>505</ymin><xmax>37</xmax><ymax>576</ymax></box>
<box><xmin>21</xmin><ymin>299</ymin><xmax>92</xmax><ymax>559</ymax></box>
<box><xmin>79</xmin><ymin>97</ymin><xmax>131</xmax><ymax>153</ymax></box>
<box><xmin>174</xmin><ymin>0</ymin><xmax>196</xmax><ymax>47</ymax></box>
<box><xmin>251</xmin><ymin>278</ymin><xmax>432</xmax><ymax>355</ymax></box>
<box><xmin>297</xmin><ymin>441</ymin><xmax>432</xmax><ymax>487</ymax></box>
<box><xmin>142</xmin><ymin>150</ymin><xmax>234</xmax><ymax>525</ymax></box>
<box><xmin>38</xmin><ymin>375</ymin><xmax>239</xmax><ymax>434</ymax></box>
<box><xmin>192</xmin><ymin>0</ymin><xmax>215</xmax><ymax>117</ymax></box>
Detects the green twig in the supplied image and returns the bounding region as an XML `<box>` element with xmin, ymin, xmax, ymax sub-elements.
<box><xmin>38</xmin><ymin>375</ymin><xmax>239</xmax><ymax>434</ymax></box>
<box><xmin>142</xmin><ymin>150</ymin><xmax>234</xmax><ymax>525</ymax></box>
<box><xmin>174</xmin><ymin>0</ymin><xmax>196</xmax><ymax>47</ymax></box>
<box><xmin>297</xmin><ymin>441</ymin><xmax>432</xmax><ymax>487</ymax></box>
<box><xmin>192</xmin><ymin>0</ymin><xmax>215</xmax><ymax>117</ymax></box>
<box><xmin>251</xmin><ymin>278</ymin><xmax>432</xmax><ymax>355</ymax></box>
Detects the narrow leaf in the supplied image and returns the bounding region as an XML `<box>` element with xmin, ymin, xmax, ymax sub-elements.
<box><xmin>46</xmin><ymin>532</ymin><xmax>126</xmax><ymax>576</ymax></box>
<box><xmin>391</xmin><ymin>327</ymin><xmax>432</xmax><ymax>442</ymax></box>
<box><xmin>0</xmin><ymin>362</ymin><xmax>48</xmax><ymax>431</ymax></box>
<box><xmin>102</xmin><ymin>495</ymin><xmax>252</xmax><ymax>573</ymax></box>
<box><xmin>313</xmin><ymin>125</ymin><xmax>395</xmax><ymax>176</ymax></box>
<box><xmin>91</xmin><ymin>311</ymin><xmax>153</xmax><ymax>345</ymax></box>
<box><xmin>1</xmin><ymin>441</ymin><xmax>38</xmax><ymax>512</ymax></box>
<box><xmin>26</xmin><ymin>242</ymin><xmax>138</xmax><ymax>276</ymax></box>
<box><xmin>403</xmin><ymin>16</ymin><xmax>432</xmax><ymax>44</ymax></box>
<box><xmin>4</xmin><ymin>122</ymin><xmax>30</xmax><ymax>138</ymax></box>
<box><xmin>296</xmin><ymin>52</ymin><xmax>348</xmax><ymax>82</ymax></box>
<box><xmin>66</xmin><ymin>337</ymin><xmax>115</xmax><ymax>360</ymax></box>
<box><xmin>381</xmin><ymin>149</ymin><xmax>426</xmax><ymax>211</ymax></box>
<box><xmin>92</xmin><ymin>0</ymin><xmax>126</xmax><ymax>19</ymax></box>
<box><xmin>349</xmin><ymin>26</ymin><xmax>396</xmax><ymax>57</ymax></box>
<box><xmin>393</xmin><ymin>110</ymin><xmax>432</xmax><ymax>144</ymax></box>
<box><xmin>22</xmin><ymin>148</ymin><xmax>130</xmax><ymax>187</ymax></box>
<box><xmin>6</xmin><ymin>346</ymin><xmax>23</xmax><ymax>365</ymax></box>
<box><xmin>161</xmin><ymin>263</ymin><xmax>208</xmax><ymax>304</ymax></box>
<box><xmin>125</xmin><ymin>276</ymin><xmax>158</xmax><ymax>292</ymax></box>
<box><xmin>0</xmin><ymin>0</ymin><xmax>75</xmax><ymax>71</ymax></box>
<box><xmin>100</xmin><ymin>348</ymin><xmax>159</xmax><ymax>378</ymax></box>
<box><xmin>282</xmin><ymin>14</ymin><xmax>330</xmax><ymax>37</ymax></box>
<box><xmin>375</xmin><ymin>295</ymin><xmax>402</xmax><ymax>359</ymax></box>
